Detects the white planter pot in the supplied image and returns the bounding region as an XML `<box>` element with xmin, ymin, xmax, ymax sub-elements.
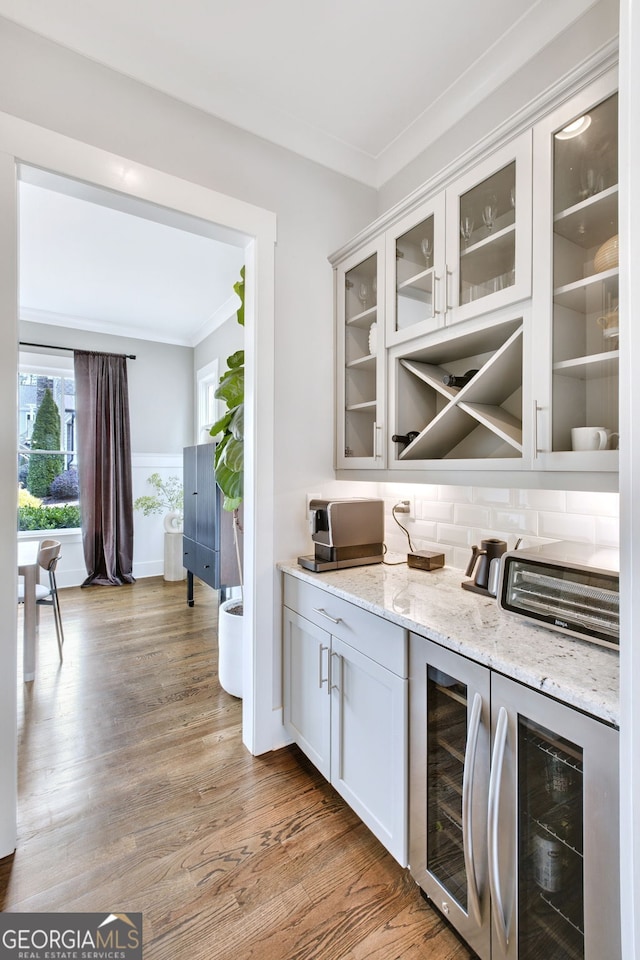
<box><xmin>218</xmin><ymin>598</ymin><xmax>243</xmax><ymax>698</ymax></box>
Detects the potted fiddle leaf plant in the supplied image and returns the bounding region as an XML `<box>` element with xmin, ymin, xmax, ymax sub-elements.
<box><xmin>209</xmin><ymin>266</ymin><xmax>245</xmax><ymax>697</ymax></box>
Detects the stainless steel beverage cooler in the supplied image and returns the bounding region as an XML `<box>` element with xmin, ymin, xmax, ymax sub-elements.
<box><xmin>497</xmin><ymin>541</ymin><xmax>619</xmax><ymax>650</ymax></box>
<box><xmin>409</xmin><ymin>634</ymin><xmax>620</xmax><ymax>960</ymax></box>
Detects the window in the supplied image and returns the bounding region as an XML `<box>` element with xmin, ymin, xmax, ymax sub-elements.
<box><xmin>18</xmin><ymin>352</ymin><xmax>81</xmax><ymax>531</ymax></box>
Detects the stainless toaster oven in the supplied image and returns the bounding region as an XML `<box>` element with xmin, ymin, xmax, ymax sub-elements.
<box><xmin>497</xmin><ymin>540</ymin><xmax>619</xmax><ymax>650</ymax></box>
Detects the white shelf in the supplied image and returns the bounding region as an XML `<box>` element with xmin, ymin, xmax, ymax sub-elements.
<box><xmin>398</xmin><ymin>268</ymin><xmax>434</xmax><ymax>303</ymax></box>
<box><xmin>553</xmin><ymin>351</ymin><xmax>619</xmax><ymax>379</ymax></box>
<box><xmin>553</xmin><ymin>186</ymin><xmax>618</xmax><ymax>249</ymax></box>
<box><xmin>399</xmin><ymin>359</ymin><xmax>457</xmax><ymax>400</ymax></box>
<box><xmin>460</xmin><ymin>224</ymin><xmax>516</xmax><ymax>283</ymax></box>
<box><xmin>346</xmin><ymin>305</ymin><xmax>377</xmax><ymax>328</ymax></box>
<box><xmin>346</xmin><ymin>400</ymin><xmax>376</xmax><ymax>412</ymax></box>
<box><xmin>554</xmin><ymin>268</ymin><xmax>618</xmax><ymax>311</ymax></box>
<box><xmin>458</xmin><ymin>402</ymin><xmax>523</xmax><ymax>450</ymax></box>
<box><xmin>347</xmin><ymin>354</ymin><xmax>376</xmax><ymax>371</ymax></box>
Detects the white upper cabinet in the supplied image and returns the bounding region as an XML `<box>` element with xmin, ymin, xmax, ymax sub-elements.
<box><xmin>385</xmin><ymin>133</ymin><xmax>532</xmax><ymax>351</ymax></box>
<box><xmin>532</xmin><ymin>70</ymin><xmax>618</xmax><ymax>472</ymax></box>
<box><xmin>336</xmin><ymin>236</ymin><xmax>386</xmax><ymax>468</ymax></box>
<box><xmin>444</xmin><ymin>132</ymin><xmax>532</xmax><ymax>326</ymax></box>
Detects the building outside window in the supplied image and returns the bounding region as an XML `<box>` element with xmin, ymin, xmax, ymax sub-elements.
<box><xmin>18</xmin><ymin>352</ymin><xmax>81</xmax><ymax>531</ymax></box>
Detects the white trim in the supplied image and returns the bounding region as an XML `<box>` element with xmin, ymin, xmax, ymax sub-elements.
<box><xmin>618</xmin><ymin>0</ymin><xmax>638</xmax><ymax>953</ymax></box>
<box><xmin>196</xmin><ymin>358</ymin><xmax>220</xmax><ymax>443</ymax></box>
<box><xmin>0</xmin><ymin>111</ymin><xmax>277</xmax><ymax>859</ymax></box>
<box><xmin>190</xmin><ymin>295</ymin><xmax>240</xmax><ymax>347</ymax></box>
<box><xmin>330</xmin><ymin>42</ymin><xmax>618</xmax><ymax>266</ymax></box>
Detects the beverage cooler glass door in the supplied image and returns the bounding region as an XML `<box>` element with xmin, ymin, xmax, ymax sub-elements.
<box><xmin>490</xmin><ymin>673</ymin><xmax>620</xmax><ymax>960</ymax></box>
<box><xmin>409</xmin><ymin>637</ymin><xmax>492</xmax><ymax>960</ymax></box>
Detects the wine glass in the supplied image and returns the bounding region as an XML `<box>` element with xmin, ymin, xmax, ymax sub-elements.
<box><xmin>460</xmin><ymin>216</ymin><xmax>474</xmax><ymax>246</ymax></box>
<box><xmin>420</xmin><ymin>238</ymin><xmax>433</xmax><ymax>267</ymax></box>
<box><xmin>482</xmin><ymin>195</ymin><xmax>498</xmax><ymax>233</ymax></box>
<box><xmin>358</xmin><ymin>283</ymin><xmax>368</xmax><ymax>312</ymax></box>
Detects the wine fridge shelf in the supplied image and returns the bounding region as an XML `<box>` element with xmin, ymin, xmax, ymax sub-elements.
<box><xmin>527</xmin><ymin>732</ymin><xmax>584</xmax><ymax>772</ymax></box>
<box><xmin>539</xmin><ymin>891</ymin><xmax>585</xmax><ymax>939</ymax></box>
<box><xmin>531</xmin><ymin>904</ymin><xmax>584</xmax><ymax>960</ymax></box>
<box><xmin>529</xmin><ymin>813</ymin><xmax>583</xmax><ymax>858</ymax></box>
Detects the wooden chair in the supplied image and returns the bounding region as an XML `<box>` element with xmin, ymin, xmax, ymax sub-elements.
<box><xmin>18</xmin><ymin>538</ymin><xmax>64</xmax><ymax>663</ymax></box>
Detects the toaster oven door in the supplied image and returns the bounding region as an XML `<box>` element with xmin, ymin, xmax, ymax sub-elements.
<box><xmin>499</xmin><ymin>557</ymin><xmax>619</xmax><ymax>649</ymax></box>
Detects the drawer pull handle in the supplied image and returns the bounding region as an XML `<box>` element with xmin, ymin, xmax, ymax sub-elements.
<box><xmin>313</xmin><ymin>607</ymin><xmax>342</xmax><ymax>625</ymax></box>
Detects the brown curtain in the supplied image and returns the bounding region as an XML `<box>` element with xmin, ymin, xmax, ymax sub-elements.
<box><xmin>74</xmin><ymin>350</ymin><xmax>135</xmax><ymax>586</ymax></box>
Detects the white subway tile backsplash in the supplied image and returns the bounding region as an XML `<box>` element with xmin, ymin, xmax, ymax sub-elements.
<box><xmin>378</xmin><ymin>483</ymin><xmax>618</xmax><ymax>573</ymax></box>
<box><xmin>566</xmin><ymin>491</ymin><xmax>619</xmax><ymax>518</ymax></box>
<box><xmin>473</xmin><ymin>487</ymin><xmax>514</xmax><ymax>507</ymax></box>
<box><xmin>538</xmin><ymin>511</ymin><xmax>596</xmax><ymax>543</ymax></box>
<box><xmin>514</xmin><ymin>489</ymin><xmax>567</xmax><ymax>512</ymax></box>
<box><xmin>595</xmin><ymin>515</ymin><xmax>620</xmax><ymax>547</ymax></box>
<box><xmin>437</xmin><ymin>522</ymin><xmax>473</xmax><ymax>547</ymax></box>
<box><xmin>454</xmin><ymin>503</ymin><xmax>492</xmax><ymax>527</ymax></box>
<box><xmin>418</xmin><ymin>500</ymin><xmax>454</xmax><ymax>523</ymax></box>
<box><xmin>490</xmin><ymin>509</ymin><xmax>538</xmax><ymax>536</ymax></box>
<box><xmin>438</xmin><ymin>485</ymin><xmax>473</xmax><ymax>503</ymax></box>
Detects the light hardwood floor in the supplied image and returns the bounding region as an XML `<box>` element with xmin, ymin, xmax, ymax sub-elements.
<box><xmin>2</xmin><ymin>577</ymin><xmax>472</xmax><ymax>960</ymax></box>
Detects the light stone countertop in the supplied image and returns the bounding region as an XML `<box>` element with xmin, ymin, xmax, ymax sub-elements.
<box><xmin>278</xmin><ymin>557</ymin><xmax>619</xmax><ymax>727</ymax></box>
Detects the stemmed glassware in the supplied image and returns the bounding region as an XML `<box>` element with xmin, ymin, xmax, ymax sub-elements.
<box><xmin>482</xmin><ymin>194</ymin><xmax>499</xmax><ymax>233</ymax></box>
<box><xmin>460</xmin><ymin>216</ymin><xmax>474</xmax><ymax>246</ymax></box>
<box><xmin>358</xmin><ymin>283</ymin><xmax>368</xmax><ymax>312</ymax></box>
<box><xmin>421</xmin><ymin>238</ymin><xmax>433</xmax><ymax>267</ymax></box>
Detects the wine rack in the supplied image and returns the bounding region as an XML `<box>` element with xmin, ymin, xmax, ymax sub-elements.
<box><xmin>392</xmin><ymin>316</ymin><xmax>523</xmax><ymax>462</ymax></box>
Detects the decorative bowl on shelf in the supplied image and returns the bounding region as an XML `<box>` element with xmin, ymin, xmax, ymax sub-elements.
<box><xmin>368</xmin><ymin>321</ymin><xmax>378</xmax><ymax>355</ymax></box>
<box><xmin>594</xmin><ymin>234</ymin><xmax>618</xmax><ymax>273</ymax></box>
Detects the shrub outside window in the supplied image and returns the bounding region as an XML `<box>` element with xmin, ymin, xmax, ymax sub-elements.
<box><xmin>18</xmin><ymin>353</ymin><xmax>81</xmax><ymax>531</ymax></box>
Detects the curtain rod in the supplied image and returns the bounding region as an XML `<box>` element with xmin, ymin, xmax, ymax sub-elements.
<box><xmin>19</xmin><ymin>341</ymin><xmax>136</xmax><ymax>360</ymax></box>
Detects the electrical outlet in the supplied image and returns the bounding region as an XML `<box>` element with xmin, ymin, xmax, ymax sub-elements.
<box><xmin>394</xmin><ymin>496</ymin><xmax>414</xmax><ymax>518</ymax></box>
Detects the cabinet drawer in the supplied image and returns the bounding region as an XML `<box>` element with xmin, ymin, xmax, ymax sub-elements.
<box><xmin>196</xmin><ymin>543</ymin><xmax>218</xmax><ymax>588</ymax></box>
<box><xmin>284</xmin><ymin>574</ymin><xmax>406</xmax><ymax>677</ymax></box>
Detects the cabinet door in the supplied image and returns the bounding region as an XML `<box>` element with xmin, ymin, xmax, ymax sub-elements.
<box><xmin>385</xmin><ymin>194</ymin><xmax>447</xmax><ymax>348</ymax></box>
<box><xmin>196</xmin><ymin>443</ymin><xmax>218</xmax><ymax>549</ymax></box>
<box><xmin>283</xmin><ymin>607</ymin><xmax>331</xmax><ymax>779</ymax></box>
<box><xmin>409</xmin><ymin>635</ymin><xmax>492</xmax><ymax>960</ymax></box>
<box><xmin>330</xmin><ymin>634</ymin><xmax>407</xmax><ymax>865</ymax></box>
<box><xmin>532</xmin><ymin>71</ymin><xmax>618</xmax><ymax>472</ymax></box>
<box><xmin>335</xmin><ymin>237</ymin><xmax>386</xmax><ymax>468</ymax></box>
<box><xmin>445</xmin><ymin>131</ymin><xmax>532</xmax><ymax>326</ymax></box>
<box><xmin>490</xmin><ymin>673</ymin><xmax>620</xmax><ymax>960</ymax></box>
<box><xmin>183</xmin><ymin>445</ymin><xmax>198</xmax><ymax>541</ymax></box>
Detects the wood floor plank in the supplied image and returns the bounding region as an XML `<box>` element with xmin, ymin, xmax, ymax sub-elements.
<box><xmin>3</xmin><ymin>577</ymin><xmax>472</xmax><ymax>959</ymax></box>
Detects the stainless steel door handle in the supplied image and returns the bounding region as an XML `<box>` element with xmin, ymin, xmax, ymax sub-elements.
<box><xmin>330</xmin><ymin>651</ymin><xmax>341</xmax><ymax>692</ymax></box>
<box><xmin>462</xmin><ymin>692</ymin><xmax>483</xmax><ymax>926</ymax></box>
<box><xmin>318</xmin><ymin>643</ymin><xmax>329</xmax><ymax>691</ymax></box>
<box><xmin>488</xmin><ymin>706</ymin><xmax>510</xmax><ymax>952</ymax></box>
<box><xmin>433</xmin><ymin>272</ymin><xmax>441</xmax><ymax>315</ymax></box>
<box><xmin>313</xmin><ymin>607</ymin><xmax>342</xmax><ymax>624</ymax></box>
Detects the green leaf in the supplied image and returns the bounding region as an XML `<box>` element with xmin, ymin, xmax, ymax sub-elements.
<box><xmin>215</xmin><ymin>365</ymin><xmax>244</xmax><ymax>408</ymax></box>
<box><xmin>228</xmin><ymin>403</ymin><xmax>244</xmax><ymax>441</ymax></box>
<box><xmin>233</xmin><ymin>265</ymin><xmax>245</xmax><ymax>327</ymax></box>
<box><xmin>222</xmin><ymin>435</ymin><xmax>243</xmax><ymax>474</ymax></box>
<box><xmin>226</xmin><ymin>349</ymin><xmax>244</xmax><ymax>370</ymax></box>
<box><xmin>209</xmin><ymin>408</ymin><xmax>234</xmax><ymax>438</ymax></box>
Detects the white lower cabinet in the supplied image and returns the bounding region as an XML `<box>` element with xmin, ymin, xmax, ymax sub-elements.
<box><xmin>283</xmin><ymin>574</ymin><xmax>408</xmax><ymax>865</ymax></box>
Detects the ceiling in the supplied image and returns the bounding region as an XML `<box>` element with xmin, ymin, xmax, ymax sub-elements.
<box><xmin>18</xmin><ymin>170</ymin><xmax>245</xmax><ymax>347</ymax></box>
<box><xmin>5</xmin><ymin>0</ymin><xmax>600</xmax><ymax>345</ymax></box>
<box><xmin>0</xmin><ymin>0</ymin><xmax>599</xmax><ymax>187</ymax></box>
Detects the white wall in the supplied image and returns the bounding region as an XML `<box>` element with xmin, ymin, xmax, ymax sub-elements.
<box><xmin>378</xmin><ymin>0</ymin><xmax>619</xmax><ymax>211</ymax></box>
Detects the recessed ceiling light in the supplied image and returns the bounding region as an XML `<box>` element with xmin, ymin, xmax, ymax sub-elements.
<box><xmin>555</xmin><ymin>115</ymin><xmax>592</xmax><ymax>140</ymax></box>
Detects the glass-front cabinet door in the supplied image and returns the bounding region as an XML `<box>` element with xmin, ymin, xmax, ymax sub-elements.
<box><xmin>551</xmin><ymin>92</ymin><xmax>618</xmax><ymax>458</ymax></box>
<box><xmin>532</xmin><ymin>71</ymin><xmax>618</xmax><ymax>470</ymax></box>
<box><xmin>385</xmin><ymin>194</ymin><xmax>446</xmax><ymax>348</ymax></box>
<box><xmin>409</xmin><ymin>637</ymin><xmax>492</xmax><ymax>960</ymax></box>
<box><xmin>445</xmin><ymin>131</ymin><xmax>532</xmax><ymax>327</ymax></box>
<box><xmin>491</xmin><ymin>673</ymin><xmax>620</xmax><ymax>960</ymax></box>
<box><xmin>335</xmin><ymin>237</ymin><xmax>385</xmax><ymax>468</ymax></box>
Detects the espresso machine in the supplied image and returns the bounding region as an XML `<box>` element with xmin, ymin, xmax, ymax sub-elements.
<box><xmin>298</xmin><ymin>498</ymin><xmax>385</xmax><ymax>572</ymax></box>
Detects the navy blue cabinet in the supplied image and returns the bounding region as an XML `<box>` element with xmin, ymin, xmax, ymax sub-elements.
<box><xmin>182</xmin><ymin>444</ymin><xmax>240</xmax><ymax>604</ymax></box>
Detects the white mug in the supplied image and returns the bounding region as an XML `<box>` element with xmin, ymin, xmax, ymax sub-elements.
<box><xmin>571</xmin><ymin>426</ymin><xmax>608</xmax><ymax>451</ymax></box>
